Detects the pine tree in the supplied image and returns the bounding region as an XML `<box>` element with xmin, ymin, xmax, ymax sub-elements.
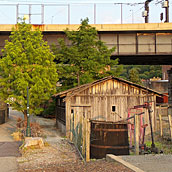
<box><xmin>0</xmin><ymin>20</ymin><xmax>58</xmax><ymax>119</ymax></box>
<box><xmin>129</xmin><ymin>68</ymin><xmax>142</xmax><ymax>85</ymax></box>
<box><xmin>52</xmin><ymin>18</ymin><xmax>121</xmax><ymax>90</ymax></box>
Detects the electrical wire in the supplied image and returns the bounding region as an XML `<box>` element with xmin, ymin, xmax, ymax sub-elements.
<box><xmin>125</xmin><ymin>6</ymin><xmax>145</xmax><ymax>23</ymax></box>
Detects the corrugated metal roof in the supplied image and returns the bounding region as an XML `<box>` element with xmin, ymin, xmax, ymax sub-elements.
<box><xmin>54</xmin><ymin>76</ymin><xmax>164</xmax><ymax>99</ymax></box>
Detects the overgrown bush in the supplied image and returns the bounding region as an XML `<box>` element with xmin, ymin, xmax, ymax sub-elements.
<box><xmin>17</xmin><ymin>117</ymin><xmax>42</xmax><ymax>138</ymax></box>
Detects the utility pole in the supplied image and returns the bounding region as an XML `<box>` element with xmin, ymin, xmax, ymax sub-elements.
<box><xmin>145</xmin><ymin>0</ymin><xmax>149</xmax><ymax>23</ymax></box>
<box><xmin>142</xmin><ymin>0</ymin><xmax>152</xmax><ymax>23</ymax></box>
<box><xmin>162</xmin><ymin>0</ymin><xmax>169</xmax><ymax>23</ymax></box>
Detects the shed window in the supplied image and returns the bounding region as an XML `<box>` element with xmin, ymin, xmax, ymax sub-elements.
<box><xmin>112</xmin><ymin>106</ymin><xmax>116</xmax><ymax>112</ymax></box>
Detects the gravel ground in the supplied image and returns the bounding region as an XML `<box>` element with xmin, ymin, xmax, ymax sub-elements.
<box><xmin>18</xmin><ymin>160</ymin><xmax>133</xmax><ymax>172</ymax></box>
<box><xmin>17</xmin><ymin>116</ymin><xmax>133</xmax><ymax>172</ymax></box>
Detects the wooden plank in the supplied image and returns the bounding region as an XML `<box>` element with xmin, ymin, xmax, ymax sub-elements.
<box><xmin>90</xmin><ymin>119</ymin><xmax>128</xmax><ymax>124</ymax></box>
<box><xmin>86</xmin><ymin>119</ymin><xmax>90</xmax><ymax>162</ymax></box>
<box><xmin>156</xmin><ymin>107</ymin><xmax>168</xmax><ymax>110</ymax></box>
<box><xmin>90</xmin><ymin>144</ymin><xmax>129</xmax><ymax>149</ymax></box>
<box><xmin>153</xmin><ymin>96</ymin><xmax>156</xmax><ymax>131</ymax></box>
<box><xmin>107</xmin><ymin>96</ymin><xmax>111</xmax><ymax>121</ymax></box>
<box><xmin>92</xmin><ymin>128</ymin><xmax>128</xmax><ymax>132</ymax></box>
<box><xmin>134</xmin><ymin>114</ymin><xmax>139</xmax><ymax>155</ymax></box>
<box><xmin>66</xmin><ymin>100</ymin><xmax>71</xmax><ymax>139</ymax></box>
<box><xmin>71</xmin><ymin>104</ymin><xmax>91</xmax><ymax>107</ymax></box>
<box><xmin>70</xmin><ymin>112</ymin><xmax>74</xmax><ymax>141</ymax></box>
<box><xmin>159</xmin><ymin>114</ymin><xmax>163</xmax><ymax>137</ymax></box>
<box><xmin>75</xmin><ymin>94</ymin><xmax>147</xmax><ymax>97</ymax></box>
<box><xmin>82</xmin><ymin>112</ymin><xmax>86</xmax><ymax>156</ymax></box>
<box><xmin>168</xmin><ymin>114</ymin><xmax>172</xmax><ymax>141</ymax></box>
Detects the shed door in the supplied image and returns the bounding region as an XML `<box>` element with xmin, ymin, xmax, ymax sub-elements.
<box><xmin>70</xmin><ymin>106</ymin><xmax>91</xmax><ymax>136</ymax></box>
<box><xmin>70</xmin><ymin>105</ymin><xmax>91</xmax><ymax>157</ymax></box>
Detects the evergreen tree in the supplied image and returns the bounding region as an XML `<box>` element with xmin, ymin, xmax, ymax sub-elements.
<box><xmin>121</xmin><ymin>65</ymin><xmax>162</xmax><ymax>81</ymax></box>
<box><xmin>128</xmin><ymin>68</ymin><xmax>142</xmax><ymax>85</ymax></box>
<box><xmin>0</xmin><ymin>20</ymin><xmax>58</xmax><ymax>119</ymax></box>
<box><xmin>52</xmin><ymin>18</ymin><xmax>122</xmax><ymax>90</ymax></box>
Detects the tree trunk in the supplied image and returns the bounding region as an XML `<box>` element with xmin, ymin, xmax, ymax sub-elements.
<box><xmin>23</xmin><ymin>110</ymin><xmax>27</xmax><ymax>121</ymax></box>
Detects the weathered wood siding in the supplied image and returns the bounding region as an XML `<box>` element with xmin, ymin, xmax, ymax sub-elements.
<box><xmin>66</xmin><ymin>79</ymin><xmax>157</xmax><ymax>137</ymax></box>
<box><xmin>55</xmin><ymin>97</ymin><xmax>66</xmax><ymax>124</ymax></box>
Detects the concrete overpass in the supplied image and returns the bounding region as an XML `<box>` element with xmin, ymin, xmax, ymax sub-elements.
<box><xmin>0</xmin><ymin>23</ymin><xmax>172</xmax><ymax>65</ymax></box>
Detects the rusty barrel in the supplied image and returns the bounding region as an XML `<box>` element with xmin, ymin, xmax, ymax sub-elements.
<box><xmin>90</xmin><ymin>121</ymin><xmax>129</xmax><ymax>159</ymax></box>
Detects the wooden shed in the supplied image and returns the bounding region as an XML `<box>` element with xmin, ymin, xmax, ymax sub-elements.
<box><xmin>54</xmin><ymin>76</ymin><xmax>163</xmax><ymax>160</ymax></box>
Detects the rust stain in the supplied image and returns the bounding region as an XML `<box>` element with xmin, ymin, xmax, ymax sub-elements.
<box><xmin>32</xmin><ymin>25</ymin><xmax>45</xmax><ymax>31</ymax></box>
<box><xmin>137</xmin><ymin>32</ymin><xmax>172</xmax><ymax>36</ymax></box>
<box><xmin>137</xmin><ymin>33</ymin><xmax>155</xmax><ymax>36</ymax></box>
<box><xmin>156</xmin><ymin>33</ymin><xmax>172</xmax><ymax>36</ymax></box>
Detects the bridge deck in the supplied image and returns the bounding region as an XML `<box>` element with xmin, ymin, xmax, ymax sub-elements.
<box><xmin>0</xmin><ymin>23</ymin><xmax>172</xmax><ymax>65</ymax></box>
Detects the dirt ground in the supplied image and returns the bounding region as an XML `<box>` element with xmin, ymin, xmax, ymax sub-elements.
<box><xmin>17</xmin><ymin>116</ymin><xmax>133</xmax><ymax>172</ymax></box>
<box><xmin>144</xmin><ymin>120</ymin><xmax>172</xmax><ymax>154</ymax></box>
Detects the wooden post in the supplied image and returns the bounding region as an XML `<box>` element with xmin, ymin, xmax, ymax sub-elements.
<box><xmin>86</xmin><ymin>119</ymin><xmax>90</xmax><ymax>162</ymax></box>
<box><xmin>70</xmin><ymin>112</ymin><xmax>74</xmax><ymax>141</ymax></box>
<box><xmin>168</xmin><ymin>114</ymin><xmax>172</xmax><ymax>140</ymax></box>
<box><xmin>66</xmin><ymin>100</ymin><xmax>71</xmax><ymax>138</ymax></box>
<box><xmin>159</xmin><ymin>114</ymin><xmax>163</xmax><ymax>137</ymax></box>
<box><xmin>134</xmin><ymin>114</ymin><xmax>139</xmax><ymax>155</ymax></box>
<box><xmin>82</xmin><ymin>117</ymin><xmax>86</xmax><ymax>156</ymax></box>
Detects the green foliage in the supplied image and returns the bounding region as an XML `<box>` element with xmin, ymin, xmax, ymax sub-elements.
<box><xmin>146</xmin><ymin>140</ymin><xmax>172</xmax><ymax>154</ymax></box>
<box><xmin>52</xmin><ymin>18</ymin><xmax>121</xmax><ymax>90</ymax></box>
<box><xmin>121</xmin><ymin>65</ymin><xmax>162</xmax><ymax>82</ymax></box>
<box><xmin>128</xmin><ymin>68</ymin><xmax>142</xmax><ymax>85</ymax></box>
<box><xmin>0</xmin><ymin>19</ymin><xmax>58</xmax><ymax>116</ymax></box>
<box><xmin>41</xmin><ymin>99</ymin><xmax>56</xmax><ymax>118</ymax></box>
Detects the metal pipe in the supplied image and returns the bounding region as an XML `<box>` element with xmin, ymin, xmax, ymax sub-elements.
<box><xmin>26</xmin><ymin>87</ymin><xmax>31</xmax><ymax>137</ymax></box>
<box><xmin>94</xmin><ymin>3</ymin><xmax>96</xmax><ymax>24</ymax></box>
<box><xmin>29</xmin><ymin>4</ymin><xmax>31</xmax><ymax>24</ymax></box>
<box><xmin>41</xmin><ymin>4</ymin><xmax>44</xmax><ymax>24</ymax></box>
<box><xmin>16</xmin><ymin>4</ymin><xmax>19</xmax><ymax>24</ymax></box>
<box><xmin>147</xmin><ymin>102</ymin><xmax>155</xmax><ymax>148</ymax></box>
<box><xmin>121</xmin><ymin>3</ymin><xmax>123</xmax><ymax>24</ymax></box>
<box><xmin>68</xmin><ymin>4</ymin><xmax>70</xmax><ymax>24</ymax></box>
<box><xmin>74</xmin><ymin>142</ymin><xmax>86</xmax><ymax>163</ymax></box>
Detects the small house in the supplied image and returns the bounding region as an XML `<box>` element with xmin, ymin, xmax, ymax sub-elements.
<box><xmin>54</xmin><ymin>76</ymin><xmax>163</xmax><ymax>160</ymax></box>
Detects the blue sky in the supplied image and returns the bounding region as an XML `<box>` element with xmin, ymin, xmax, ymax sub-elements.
<box><xmin>0</xmin><ymin>0</ymin><xmax>171</xmax><ymax>24</ymax></box>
